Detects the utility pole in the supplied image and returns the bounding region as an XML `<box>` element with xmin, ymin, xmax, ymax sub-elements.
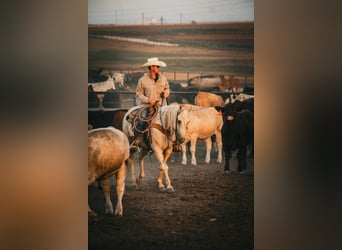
<box><xmin>180</xmin><ymin>12</ymin><xmax>182</xmax><ymax>24</ymax></box>
<box><xmin>142</xmin><ymin>13</ymin><xmax>144</xmax><ymax>25</ymax></box>
<box><xmin>160</xmin><ymin>16</ymin><xmax>164</xmax><ymax>25</ymax></box>
<box><xmin>115</xmin><ymin>9</ymin><xmax>117</xmax><ymax>24</ymax></box>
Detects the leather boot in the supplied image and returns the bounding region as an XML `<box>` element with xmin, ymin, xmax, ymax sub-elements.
<box><xmin>130</xmin><ymin>133</ymin><xmax>142</xmax><ymax>149</ymax></box>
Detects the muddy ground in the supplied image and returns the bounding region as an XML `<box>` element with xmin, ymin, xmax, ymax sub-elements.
<box><xmin>89</xmin><ymin>141</ymin><xmax>254</xmax><ymax>250</ymax></box>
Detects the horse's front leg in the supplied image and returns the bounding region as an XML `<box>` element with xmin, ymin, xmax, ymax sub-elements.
<box><xmin>153</xmin><ymin>146</ymin><xmax>174</xmax><ymax>192</ymax></box>
<box><xmin>128</xmin><ymin>154</ymin><xmax>137</xmax><ymax>186</ymax></box>
<box><xmin>152</xmin><ymin>147</ymin><xmax>166</xmax><ymax>190</ymax></box>
<box><xmin>138</xmin><ymin>150</ymin><xmax>148</xmax><ymax>183</ymax></box>
<box><xmin>162</xmin><ymin>146</ymin><xmax>174</xmax><ymax>192</ymax></box>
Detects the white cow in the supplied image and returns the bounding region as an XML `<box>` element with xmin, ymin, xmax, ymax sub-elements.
<box><xmin>176</xmin><ymin>105</ymin><xmax>223</xmax><ymax>166</ymax></box>
<box><xmin>235</xmin><ymin>93</ymin><xmax>254</xmax><ymax>102</ymax></box>
<box><xmin>88</xmin><ymin>75</ymin><xmax>115</xmax><ymax>109</ymax></box>
<box><xmin>111</xmin><ymin>72</ymin><xmax>125</xmax><ymax>88</ymax></box>
<box><xmin>88</xmin><ymin>127</ymin><xmax>129</xmax><ymax>220</ymax></box>
<box><xmin>188</xmin><ymin>75</ymin><xmax>221</xmax><ymax>89</ymax></box>
<box><xmin>88</xmin><ymin>75</ymin><xmax>115</xmax><ymax>91</ymax></box>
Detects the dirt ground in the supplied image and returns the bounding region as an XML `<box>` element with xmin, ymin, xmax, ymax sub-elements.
<box><xmin>88</xmin><ymin>141</ymin><xmax>254</xmax><ymax>250</ymax></box>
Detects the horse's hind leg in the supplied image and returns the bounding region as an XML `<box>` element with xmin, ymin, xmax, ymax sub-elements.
<box><xmin>128</xmin><ymin>155</ymin><xmax>137</xmax><ymax>186</ymax></box>
<box><xmin>138</xmin><ymin>150</ymin><xmax>148</xmax><ymax>178</ymax></box>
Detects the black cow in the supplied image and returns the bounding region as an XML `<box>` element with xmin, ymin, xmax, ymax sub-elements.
<box><xmin>216</xmin><ymin>102</ymin><xmax>254</xmax><ymax>173</ymax></box>
<box><xmin>234</xmin><ymin>99</ymin><xmax>254</xmax><ymax>112</ymax></box>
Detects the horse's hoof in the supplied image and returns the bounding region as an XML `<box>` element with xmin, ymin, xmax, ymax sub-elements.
<box><xmin>166</xmin><ymin>187</ymin><xmax>175</xmax><ymax>193</ymax></box>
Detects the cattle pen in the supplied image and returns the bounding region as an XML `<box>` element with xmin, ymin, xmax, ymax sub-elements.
<box><xmin>88</xmin><ymin>70</ymin><xmax>254</xmax><ymax>110</ymax></box>
<box><xmin>88</xmin><ymin>70</ymin><xmax>254</xmax><ymax>250</ymax></box>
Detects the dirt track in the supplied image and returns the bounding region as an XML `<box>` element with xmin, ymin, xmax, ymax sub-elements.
<box><xmin>88</xmin><ymin>142</ymin><xmax>254</xmax><ymax>250</ymax></box>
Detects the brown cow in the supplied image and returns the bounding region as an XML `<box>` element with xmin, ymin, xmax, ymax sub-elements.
<box><xmin>194</xmin><ymin>92</ymin><xmax>225</xmax><ymax>107</ymax></box>
<box><xmin>113</xmin><ymin>109</ymin><xmax>128</xmax><ymax>131</ymax></box>
<box><xmin>88</xmin><ymin>127</ymin><xmax>129</xmax><ymax>220</ymax></box>
<box><xmin>217</xmin><ymin>75</ymin><xmax>243</xmax><ymax>92</ymax></box>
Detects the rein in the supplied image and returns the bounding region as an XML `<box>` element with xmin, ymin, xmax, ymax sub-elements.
<box><xmin>151</xmin><ymin>105</ymin><xmax>184</xmax><ymax>143</ymax></box>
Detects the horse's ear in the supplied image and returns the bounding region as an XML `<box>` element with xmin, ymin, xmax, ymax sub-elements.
<box><xmin>178</xmin><ymin>104</ymin><xmax>185</xmax><ymax>112</ymax></box>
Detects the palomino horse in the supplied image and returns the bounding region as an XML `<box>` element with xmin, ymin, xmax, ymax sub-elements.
<box><xmin>122</xmin><ymin>103</ymin><xmax>186</xmax><ymax>192</ymax></box>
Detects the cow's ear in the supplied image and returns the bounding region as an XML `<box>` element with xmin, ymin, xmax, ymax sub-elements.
<box><xmin>214</xmin><ymin>106</ymin><xmax>224</xmax><ymax>112</ymax></box>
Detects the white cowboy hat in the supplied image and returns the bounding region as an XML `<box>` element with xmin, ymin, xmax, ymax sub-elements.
<box><xmin>141</xmin><ymin>57</ymin><xmax>167</xmax><ymax>67</ymax></box>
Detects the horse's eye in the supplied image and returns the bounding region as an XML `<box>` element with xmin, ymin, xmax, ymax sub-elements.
<box><xmin>177</xmin><ymin>120</ymin><xmax>181</xmax><ymax>124</ymax></box>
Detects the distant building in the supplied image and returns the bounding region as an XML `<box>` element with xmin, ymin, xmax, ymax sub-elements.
<box><xmin>144</xmin><ymin>17</ymin><xmax>157</xmax><ymax>25</ymax></box>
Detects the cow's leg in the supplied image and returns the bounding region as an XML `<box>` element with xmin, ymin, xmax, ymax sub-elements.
<box><xmin>237</xmin><ymin>146</ymin><xmax>247</xmax><ymax>173</ymax></box>
<box><xmin>215</xmin><ymin>131</ymin><xmax>223</xmax><ymax>163</ymax></box>
<box><xmin>101</xmin><ymin>178</ymin><xmax>113</xmax><ymax>215</ymax></box>
<box><xmin>181</xmin><ymin>142</ymin><xmax>187</xmax><ymax>165</ymax></box>
<box><xmin>88</xmin><ymin>205</ymin><xmax>98</xmax><ymax>223</ymax></box>
<box><xmin>88</xmin><ymin>173</ymin><xmax>98</xmax><ymax>222</ymax></box>
<box><xmin>114</xmin><ymin>161</ymin><xmax>127</xmax><ymax>216</ymax></box>
<box><xmin>204</xmin><ymin>137</ymin><xmax>212</xmax><ymax>163</ymax></box>
<box><xmin>190</xmin><ymin>137</ymin><xmax>198</xmax><ymax>165</ymax></box>
<box><xmin>224</xmin><ymin>147</ymin><xmax>231</xmax><ymax>173</ymax></box>
<box><xmin>247</xmin><ymin>143</ymin><xmax>254</xmax><ymax>158</ymax></box>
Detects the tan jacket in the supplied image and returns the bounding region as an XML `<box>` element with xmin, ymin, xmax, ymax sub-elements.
<box><xmin>135</xmin><ymin>72</ymin><xmax>169</xmax><ymax>106</ymax></box>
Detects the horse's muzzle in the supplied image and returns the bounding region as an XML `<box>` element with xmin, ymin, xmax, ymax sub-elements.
<box><xmin>173</xmin><ymin>143</ymin><xmax>183</xmax><ymax>152</ymax></box>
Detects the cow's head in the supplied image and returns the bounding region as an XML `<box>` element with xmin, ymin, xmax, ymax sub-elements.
<box><xmin>175</xmin><ymin>104</ymin><xmax>189</xmax><ymax>143</ymax></box>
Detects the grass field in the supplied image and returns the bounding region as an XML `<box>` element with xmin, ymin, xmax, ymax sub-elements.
<box><xmin>88</xmin><ymin>22</ymin><xmax>254</xmax><ymax>75</ymax></box>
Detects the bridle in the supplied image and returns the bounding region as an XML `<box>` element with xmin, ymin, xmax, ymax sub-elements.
<box><xmin>158</xmin><ymin>104</ymin><xmax>186</xmax><ymax>144</ymax></box>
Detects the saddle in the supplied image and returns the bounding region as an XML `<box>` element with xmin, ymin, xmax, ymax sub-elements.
<box><xmin>126</xmin><ymin>104</ymin><xmax>160</xmax><ymax>152</ymax></box>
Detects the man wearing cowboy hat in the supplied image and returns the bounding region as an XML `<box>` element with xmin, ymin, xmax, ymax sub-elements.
<box><xmin>136</xmin><ymin>57</ymin><xmax>169</xmax><ymax>106</ymax></box>
<box><xmin>131</xmin><ymin>57</ymin><xmax>170</xmax><ymax>151</ymax></box>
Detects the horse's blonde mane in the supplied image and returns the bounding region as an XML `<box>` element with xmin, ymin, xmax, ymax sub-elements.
<box><xmin>160</xmin><ymin>105</ymin><xmax>180</xmax><ymax>139</ymax></box>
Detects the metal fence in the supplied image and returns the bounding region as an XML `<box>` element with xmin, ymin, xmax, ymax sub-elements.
<box><xmin>88</xmin><ymin>70</ymin><xmax>254</xmax><ymax>110</ymax></box>
<box><xmin>88</xmin><ymin>90</ymin><xmax>252</xmax><ymax>110</ymax></box>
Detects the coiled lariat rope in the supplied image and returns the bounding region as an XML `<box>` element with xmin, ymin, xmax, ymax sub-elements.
<box><xmin>132</xmin><ymin>104</ymin><xmax>159</xmax><ymax>133</ymax></box>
